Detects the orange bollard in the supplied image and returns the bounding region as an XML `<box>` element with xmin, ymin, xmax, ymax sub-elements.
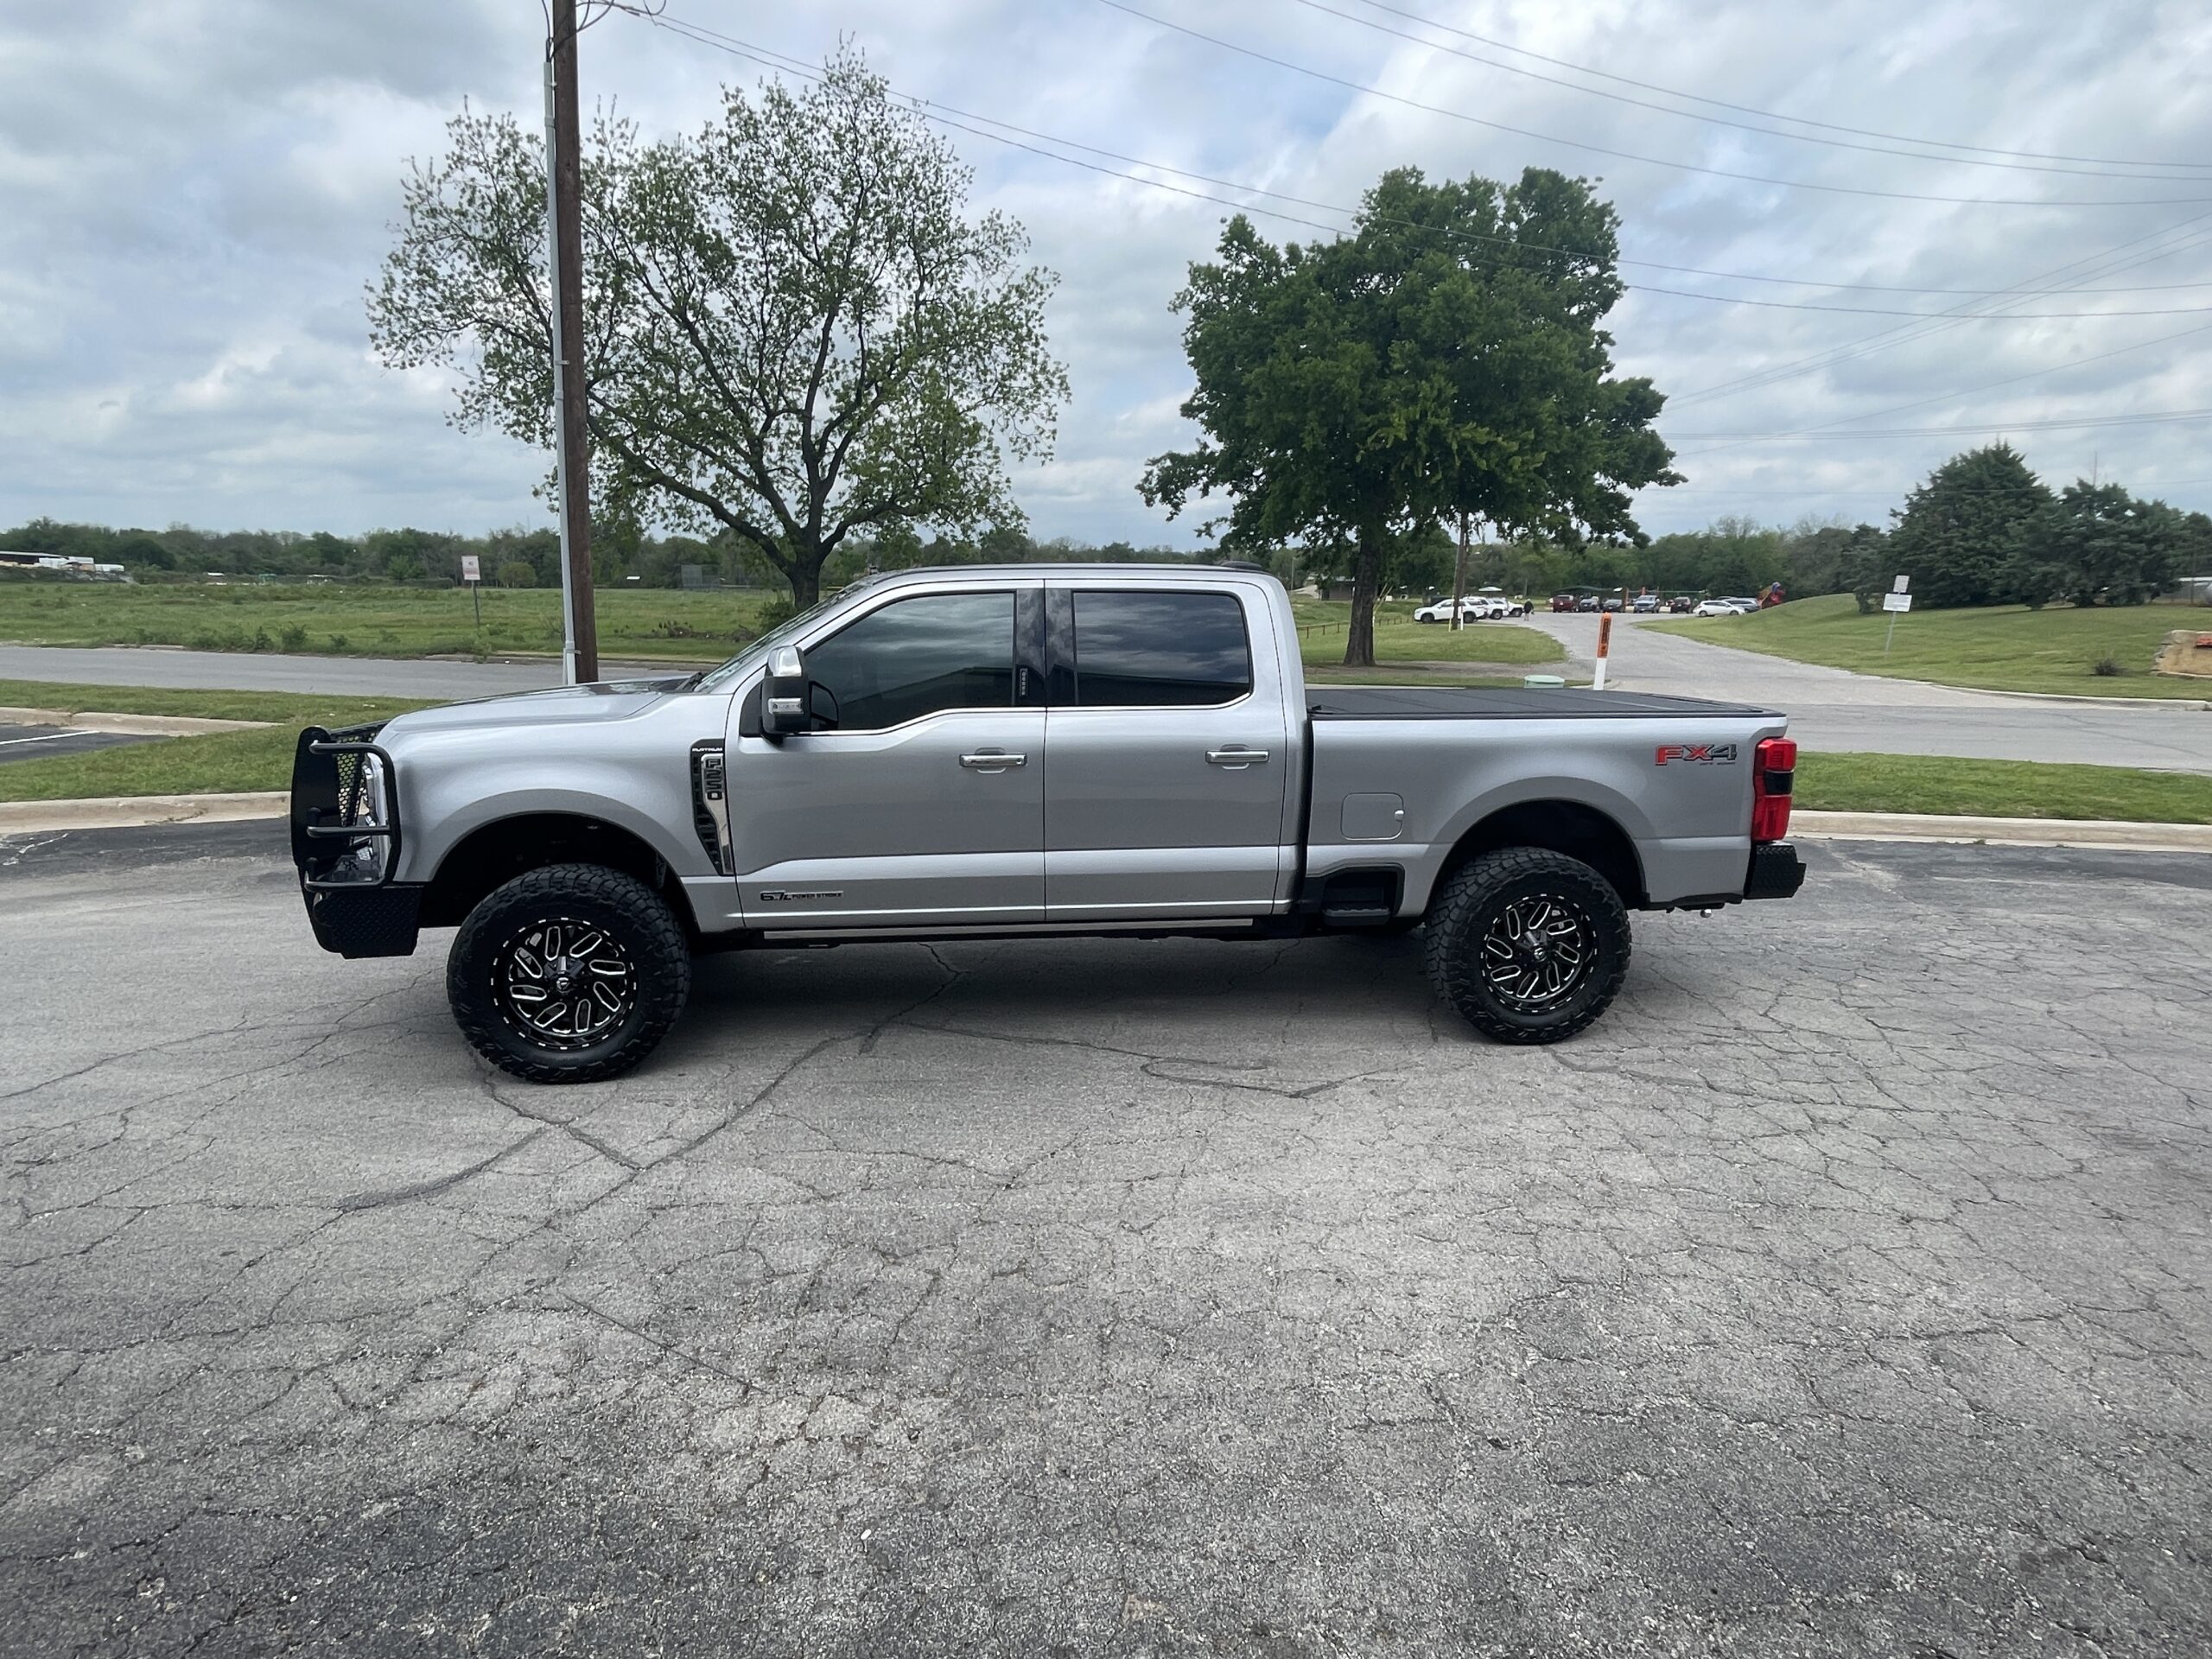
<box><xmin>1593</xmin><ymin>612</ymin><xmax>1613</xmax><ymax>690</ymax></box>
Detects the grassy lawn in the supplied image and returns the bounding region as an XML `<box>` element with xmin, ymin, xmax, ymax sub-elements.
<box><xmin>0</xmin><ymin>580</ymin><xmax>779</xmax><ymax>662</ymax></box>
<box><xmin>1648</xmin><ymin>591</ymin><xmax>2212</xmax><ymax>698</ymax></box>
<box><xmin>0</xmin><ymin>683</ymin><xmax>436</xmax><ymax>803</ymax></box>
<box><xmin>1799</xmin><ymin>753</ymin><xmax>2212</xmax><ymax>823</ymax></box>
<box><xmin>1295</xmin><ymin>602</ymin><xmax>1564</xmax><ymax>680</ymax></box>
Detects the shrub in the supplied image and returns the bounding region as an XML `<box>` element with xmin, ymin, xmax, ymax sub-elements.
<box><xmin>498</xmin><ymin>560</ymin><xmax>537</xmax><ymax>588</ymax></box>
<box><xmin>278</xmin><ymin>623</ymin><xmax>308</xmax><ymax>652</ymax></box>
<box><xmin>328</xmin><ymin>633</ymin><xmax>350</xmax><ymax>651</ymax></box>
<box><xmin>2091</xmin><ymin>656</ymin><xmax>2124</xmax><ymax>677</ymax></box>
<box><xmin>252</xmin><ymin>627</ymin><xmax>274</xmax><ymax>652</ymax></box>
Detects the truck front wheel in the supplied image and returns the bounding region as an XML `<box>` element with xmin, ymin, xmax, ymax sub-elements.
<box><xmin>447</xmin><ymin>863</ymin><xmax>692</xmax><ymax>1084</ymax></box>
<box><xmin>1424</xmin><ymin>848</ymin><xmax>1630</xmax><ymax>1044</ymax></box>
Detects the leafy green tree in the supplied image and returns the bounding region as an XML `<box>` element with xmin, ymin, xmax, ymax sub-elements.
<box><xmin>370</xmin><ymin>49</ymin><xmax>1069</xmax><ymax>607</ymax></box>
<box><xmin>498</xmin><ymin>560</ymin><xmax>537</xmax><ymax>588</ymax></box>
<box><xmin>114</xmin><ymin>534</ymin><xmax>174</xmax><ymax>570</ymax></box>
<box><xmin>2039</xmin><ymin>481</ymin><xmax>2180</xmax><ymax>607</ymax></box>
<box><xmin>1141</xmin><ymin>166</ymin><xmax>1675</xmax><ymax>664</ymax></box>
<box><xmin>1889</xmin><ymin>444</ymin><xmax>2049</xmax><ymax>607</ymax></box>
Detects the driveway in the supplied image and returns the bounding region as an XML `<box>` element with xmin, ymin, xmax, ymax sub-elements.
<box><xmin>3</xmin><ymin>822</ymin><xmax>2207</xmax><ymax>1656</ymax></box>
<box><xmin>1516</xmin><ymin>612</ymin><xmax>2212</xmax><ymax>772</ymax></box>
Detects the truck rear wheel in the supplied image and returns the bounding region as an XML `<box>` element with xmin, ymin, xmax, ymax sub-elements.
<box><xmin>1424</xmin><ymin>848</ymin><xmax>1630</xmax><ymax>1044</ymax></box>
<box><xmin>447</xmin><ymin>863</ymin><xmax>692</xmax><ymax>1084</ymax></box>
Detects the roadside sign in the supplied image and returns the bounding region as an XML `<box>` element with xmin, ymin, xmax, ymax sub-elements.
<box><xmin>1882</xmin><ymin>591</ymin><xmax>1913</xmax><ymax>613</ymax></box>
<box><xmin>1892</xmin><ymin>574</ymin><xmax>1909</xmax><ymax>594</ymax></box>
<box><xmin>460</xmin><ymin>555</ymin><xmax>482</xmax><ymax>582</ymax></box>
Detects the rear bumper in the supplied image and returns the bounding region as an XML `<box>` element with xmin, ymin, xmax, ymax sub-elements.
<box><xmin>1745</xmin><ymin>841</ymin><xmax>1807</xmax><ymax>900</ymax></box>
<box><xmin>305</xmin><ymin>884</ymin><xmax>423</xmax><ymax>958</ymax></box>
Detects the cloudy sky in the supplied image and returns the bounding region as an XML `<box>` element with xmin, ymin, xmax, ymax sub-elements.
<box><xmin>3</xmin><ymin>0</ymin><xmax>2209</xmax><ymax>549</ymax></box>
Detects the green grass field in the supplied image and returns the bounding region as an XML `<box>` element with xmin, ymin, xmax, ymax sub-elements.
<box><xmin>0</xmin><ymin>581</ymin><xmax>1578</xmax><ymax>679</ymax></box>
<box><xmin>1797</xmin><ymin>753</ymin><xmax>2212</xmax><ymax>823</ymax></box>
<box><xmin>1294</xmin><ymin>601</ymin><xmax>1565</xmax><ymax>680</ymax></box>
<box><xmin>1648</xmin><ymin>591</ymin><xmax>2212</xmax><ymax>698</ymax></box>
<box><xmin>0</xmin><ymin>579</ymin><xmax>779</xmax><ymax>662</ymax></box>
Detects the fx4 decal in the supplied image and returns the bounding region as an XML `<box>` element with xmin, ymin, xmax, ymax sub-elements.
<box><xmin>1655</xmin><ymin>742</ymin><xmax>1739</xmax><ymax>766</ymax></box>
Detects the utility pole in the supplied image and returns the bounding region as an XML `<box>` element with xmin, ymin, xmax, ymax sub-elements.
<box><xmin>1451</xmin><ymin>511</ymin><xmax>1469</xmax><ymax>632</ymax></box>
<box><xmin>543</xmin><ymin>0</ymin><xmax>597</xmax><ymax>683</ymax></box>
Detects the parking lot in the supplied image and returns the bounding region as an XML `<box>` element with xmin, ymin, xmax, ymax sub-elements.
<box><xmin>0</xmin><ymin>721</ymin><xmax>161</xmax><ymax>766</ymax></box>
<box><xmin>3</xmin><ymin>823</ymin><xmax>2209</xmax><ymax>1656</ymax></box>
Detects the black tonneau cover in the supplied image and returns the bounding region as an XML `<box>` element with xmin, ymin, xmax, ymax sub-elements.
<box><xmin>1307</xmin><ymin>686</ymin><xmax>1778</xmax><ymax>721</ymax></box>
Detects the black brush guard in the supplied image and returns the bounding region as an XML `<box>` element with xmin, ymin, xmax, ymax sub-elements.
<box><xmin>289</xmin><ymin>723</ymin><xmax>420</xmax><ymax>957</ymax></box>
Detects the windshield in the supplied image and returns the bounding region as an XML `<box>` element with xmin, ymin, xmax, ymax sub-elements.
<box><xmin>694</xmin><ymin>592</ymin><xmax>845</xmax><ymax>692</ymax></box>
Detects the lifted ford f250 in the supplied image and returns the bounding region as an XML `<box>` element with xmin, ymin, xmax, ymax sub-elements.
<box><xmin>289</xmin><ymin>564</ymin><xmax>1805</xmax><ymax>1083</ymax></box>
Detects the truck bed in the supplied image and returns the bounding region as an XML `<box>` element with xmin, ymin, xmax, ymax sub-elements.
<box><xmin>1307</xmin><ymin>687</ymin><xmax>1777</xmax><ymax>721</ymax></box>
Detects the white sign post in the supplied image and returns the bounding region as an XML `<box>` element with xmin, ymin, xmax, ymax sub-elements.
<box><xmin>461</xmin><ymin>554</ymin><xmax>482</xmax><ymax>629</ymax></box>
<box><xmin>1883</xmin><ymin>575</ymin><xmax>1910</xmax><ymax>652</ymax></box>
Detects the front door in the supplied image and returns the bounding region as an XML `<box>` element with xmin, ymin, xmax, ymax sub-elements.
<box><xmin>726</xmin><ymin>584</ymin><xmax>1044</xmax><ymax>930</ymax></box>
<box><xmin>1044</xmin><ymin>583</ymin><xmax>1292</xmax><ymax>921</ymax></box>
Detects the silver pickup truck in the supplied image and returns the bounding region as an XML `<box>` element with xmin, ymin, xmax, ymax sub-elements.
<box><xmin>289</xmin><ymin>563</ymin><xmax>1804</xmax><ymax>1083</ymax></box>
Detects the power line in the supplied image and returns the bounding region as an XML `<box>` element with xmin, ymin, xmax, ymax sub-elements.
<box><xmin>1092</xmin><ymin>0</ymin><xmax>2212</xmax><ymax>207</ymax></box>
<box><xmin>1286</xmin><ymin>0</ymin><xmax>2212</xmax><ymax>181</ymax></box>
<box><xmin>1669</xmin><ymin>215</ymin><xmax>2212</xmax><ymax>405</ymax></box>
<box><xmin>639</xmin><ymin>14</ymin><xmax>2212</xmax><ymax>320</ymax></box>
<box><xmin>1325</xmin><ymin>0</ymin><xmax>2212</xmax><ymax>173</ymax></box>
<box><xmin>1666</xmin><ymin>406</ymin><xmax>2212</xmax><ymax>440</ymax></box>
<box><xmin>1671</xmin><ymin>320</ymin><xmax>2212</xmax><ymax>458</ymax></box>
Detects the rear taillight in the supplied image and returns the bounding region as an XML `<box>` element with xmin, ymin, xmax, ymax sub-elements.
<box><xmin>1752</xmin><ymin>736</ymin><xmax>1796</xmax><ymax>842</ymax></box>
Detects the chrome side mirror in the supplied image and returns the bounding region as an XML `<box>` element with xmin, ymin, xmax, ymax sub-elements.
<box><xmin>763</xmin><ymin>645</ymin><xmax>809</xmax><ymax>736</ymax></box>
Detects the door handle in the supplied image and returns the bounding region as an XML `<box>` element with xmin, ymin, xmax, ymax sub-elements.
<box><xmin>1205</xmin><ymin>747</ymin><xmax>1270</xmax><ymax>767</ymax></box>
<box><xmin>959</xmin><ymin>750</ymin><xmax>1027</xmax><ymax>770</ymax></box>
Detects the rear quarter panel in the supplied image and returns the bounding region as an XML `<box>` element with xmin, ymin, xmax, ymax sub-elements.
<box><xmin>1308</xmin><ymin>711</ymin><xmax>1789</xmax><ymax>911</ymax></box>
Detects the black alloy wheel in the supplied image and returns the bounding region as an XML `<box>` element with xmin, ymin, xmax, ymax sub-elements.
<box><xmin>448</xmin><ymin>863</ymin><xmax>692</xmax><ymax>1083</ymax></box>
<box><xmin>1424</xmin><ymin>847</ymin><xmax>1631</xmax><ymax>1043</ymax></box>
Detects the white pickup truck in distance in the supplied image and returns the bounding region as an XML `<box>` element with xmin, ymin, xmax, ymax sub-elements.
<box><xmin>290</xmin><ymin>563</ymin><xmax>1805</xmax><ymax>1083</ymax></box>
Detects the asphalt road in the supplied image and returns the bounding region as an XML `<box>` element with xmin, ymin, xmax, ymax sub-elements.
<box><xmin>1518</xmin><ymin>612</ymin><xmax>2212</xmax><ymax>773</ymax></box>
<box><xmin>3</xmin><ymin>823</ymin><xmax>2207</xmax><ymax>1656</ymax></box>
<box><xmin>0</xmin><ymin>722</ymin><xmax>160</xmax><ymax>766</ymax></box>
<box><xmin>5</xmin><ymin>627</ymin><xmax>2210</xmax><ymax>772</ymax></box>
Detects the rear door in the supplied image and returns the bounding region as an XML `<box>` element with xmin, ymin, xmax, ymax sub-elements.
<box><xmin>1043</xmin><ymin>582</ymin><xmax>1292</xmax><ymax>921</ymax></box>
<box><xmin>725</xmin><ymin>581</ymin><xmax>1046</xmax><ymax>929</ymax></box>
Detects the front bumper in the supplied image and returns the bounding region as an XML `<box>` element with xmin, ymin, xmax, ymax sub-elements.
<box><xmin>305</xmin><ymin>884</ymin><xmax>423</xmax><ymax>958</ymax></box>
<box><xmin>290</xmin><ymin>722</ymin><xmax>420</xmax><ymax>957</ymax></box>
<box><xmin>1745</xmin><ymin>841</ymin><xmax>1807</xmax><ymax>900</ymax></box>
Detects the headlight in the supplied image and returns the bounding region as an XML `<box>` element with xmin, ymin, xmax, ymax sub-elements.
<box><xmin>340</xmin><ymin>753</ymin><xmax>390</xmax><ymax>880</ymax></box>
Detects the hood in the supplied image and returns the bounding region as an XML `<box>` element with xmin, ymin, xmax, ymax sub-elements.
<box><xmin>379</xmin><ymin>676</ymin><xmax>698</xmax><ymax>741</ymax></box>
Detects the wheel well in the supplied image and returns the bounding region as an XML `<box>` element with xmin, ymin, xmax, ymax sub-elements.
<box><xmin>419</xmin><ymin>814</ymin><xmax>689</xmax><ymax>931</ymax></box>
<box><xmin>1435</xmin><ymin>800</ymin><xmax>1645</xmax><ymax>909</ymax></box>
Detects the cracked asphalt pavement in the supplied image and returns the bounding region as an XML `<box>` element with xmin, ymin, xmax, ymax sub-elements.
<box><xmin>3</xmin><ymin>823</ymin><xmax>2209</xmax><ymax>1656</ymax></box>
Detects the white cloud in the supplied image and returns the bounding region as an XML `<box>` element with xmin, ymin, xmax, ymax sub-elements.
<box><xmin>2</xmin><ymin>0</ymin><xmax>2209</xmax><ymax>543</ymax></box>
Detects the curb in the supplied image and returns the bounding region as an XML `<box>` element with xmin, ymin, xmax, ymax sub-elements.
<box><xmin>0</xmin><ymin>705</ymin><xmax>272</xmax><ymax>736</ymax></box>
<box><xmin>1794</xmin><ymin>810</ymin><xmax>2212</xmax><ymax>855</ymax></box>
<box><xmin>0</xmin><ymin>792</ymin><xmax>289</xmax><ymax>834</ymax></box>
<box><xmin>1938</xmin><ymin>684</ymin><xmax>2212</xmax><ymax>711</ymax></box>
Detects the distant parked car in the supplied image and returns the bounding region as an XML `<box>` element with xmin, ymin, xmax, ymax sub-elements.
<box><xmin>1667</xmin><ymin>595</ymin><xmax>1696</xmax><ymax>613</ymax></box>
<box><xmin>1576</xmin><ymin>595</ymin><xmax>1603</xmax><ymax>613</ymax></box>
<box><xmin>1413</xmin><ymin>597</ymin><xmax>1479</xmax><ymax>624</ymax></box>
<box><xmin>1631</xmin><ymin>594</ymin><xmax>1660</xmax><ymax>613</ymax></box>
<box><xmin>1692</xmin><ymin>598</ymin><xmax>1744</xmax><ymax>617</ymax></box>
<box><xmin>1550</xmin><ymin>593</ymin><xmax>1578</xmax><ymax>613</ymax></box>
<box><xmin>1723</xmin><ymin>597</ymin><xmax>1760</xmax><ymax>613</ymax></box>
<box><xmin>1599</xmin><ymin>597</ymin><xmax>1626</xmax><ymax>613</ymax></box>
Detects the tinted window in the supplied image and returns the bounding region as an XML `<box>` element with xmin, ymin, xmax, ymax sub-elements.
<box><xmin>805</xmin><ymin>592</ymin><xmax>1014</xmax><ymax>730</ymax></box>
<box><xmin>1072</xmin><ymin>591</ymin><xmax>1251</xmax><ymax>707</ymax></box>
